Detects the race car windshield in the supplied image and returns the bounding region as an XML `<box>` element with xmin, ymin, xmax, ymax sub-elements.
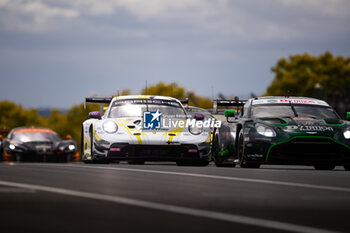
<box><xmin>251</xmin><ymin>104</ymin><xmax>339</xmax><ymax>119</ymax></box>
<box><xmin>109</xmin><ymin>104</ymin><xmax>186</xmax><ymax>118</ymax></box>
<box><xmin>12</xmin><ymin>132</ymin><xmax>61</xmax><ymax>142</ymax></box>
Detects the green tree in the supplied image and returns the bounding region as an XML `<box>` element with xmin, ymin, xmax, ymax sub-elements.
<box><xmin>0</xmin><ymin>101</ymin><xmax>47</xmax><ymax>130</ymax></box>
<box><xmin>266</xmin><ymin>52</ymin><xmax>350</xmax><ymax>117</ymax></box>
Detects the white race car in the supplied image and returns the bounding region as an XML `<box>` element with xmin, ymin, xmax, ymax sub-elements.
<box><xmin>81</xmin><ymin>95</ymin><xmax>211</xmax><ymax>165</ymax></box>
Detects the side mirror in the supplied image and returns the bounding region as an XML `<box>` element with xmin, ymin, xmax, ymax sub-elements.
<box><xmin>225</xmin><ymin>110</ymin><xmax>236</xmax><ymax>123</ymax></box>
<box><xmin>89</xmin><ymin>111</ymin><xmax>101</xmax><ymax>119</ymax></box>
<box><xmin>224</xmin><ymin>110</ymin><xmax>235</xmax><ymax>117</ymax></box>
<box><xmin>193</xmin><ymin>113</ymin><xmax>205</xmax><ymax>121</ymax></box>
<box><xmin>347</xmin><ymin>112</ymin><xmax>350</xmax><ymax>121</ymax></box>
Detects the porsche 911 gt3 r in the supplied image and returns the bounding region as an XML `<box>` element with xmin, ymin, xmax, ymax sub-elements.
<box><xmin>212</xmin><ymin>96</ymin><xmax>350</xmax><ymax>170</ymax></box>
<box><xmin>82</xmin><ymin>95</ymin><xmax>211</xmax><ymax>165</ymax></box>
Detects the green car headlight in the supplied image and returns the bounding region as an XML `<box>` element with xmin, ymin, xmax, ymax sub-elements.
<box><xmin>103</xmin><ymin>120</ymin><xmax>118</xmax><ymax>134</ymax></box>
<box><xmin>343</xmin><ymin>127</ymin><xmax>350</xmax><ymax>139</ymax></box>
<box><xmin>255</xmin><ymin>123</ymin><xmax>276</xmax><ymax>137</ymax></box>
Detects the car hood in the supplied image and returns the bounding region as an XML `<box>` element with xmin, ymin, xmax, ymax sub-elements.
<box><xmin>258</xmin><ymin>117</ymin><xmax>347</xmax><ymax>136</ymax></box>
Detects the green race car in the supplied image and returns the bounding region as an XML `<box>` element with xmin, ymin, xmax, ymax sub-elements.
<box><xmin>212</xmin><ymin>96</ymin><xmax>350</xmax><ymax>170</ymax></box>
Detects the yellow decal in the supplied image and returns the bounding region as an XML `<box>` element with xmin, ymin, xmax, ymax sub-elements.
<box><xmin>136</xmin><ymin>95</ymin><xmax>151</xmax><ymax>99</ymax></box>
<box><xmin>117</xmin><ymin>119</ymin><xmax>145</xmax><ymax>144</ymax></box>
<box><xmin>163</xmin><ymin>127</ymin><xmax>183</xmax><ymax>144</ymax></box>
<box><xmin>93</xmin><ymin>129</ymin><xmax>102</xmax><ymax>141</ymax></box>
<box><xmin>84</xmin><ymin>136</ymin><xmax>90</xmax><ymax>155</ymax></box>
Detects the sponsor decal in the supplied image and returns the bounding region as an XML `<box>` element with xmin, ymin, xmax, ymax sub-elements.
<box><xmin>143</xmin><ymin>110</ymin><xmax>221</xmax><ymax>129</ymax></box>
<box><xmin>299</xmin><ymin>126</ymin><xmax>333</xmax><ymax>132</ymax></box>
<box><xmin>255</xmin><ymin>137</ymin><xmax>272</xmax><ymax>141</ymax></box>
<box><xmin>143</xmin><ymin>110</ymin><xmax>162</xmax><ymax>129</ymax></box>
<box><xmin>163</xmin><ymin>118</ymin><xmax>221</xmax><ymax>128</ymax></box>
<box><xmin>252</xmin><ymin>98</ymin><xmax>329</xmax><ymax>106</ymax></box>
<box><xmin>284</xmin><ymin>125</ymin><xmax>333</xmax><ymax>132</ymax></box>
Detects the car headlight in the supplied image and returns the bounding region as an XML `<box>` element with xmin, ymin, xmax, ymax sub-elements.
<box><xmin>68</xmin><ymin>144</ymin><xmax>76</xmax><ymax>150</ymax></box>
<box><xmin>103</xmin><ymin>121</ymin><xmax>118</xmax><ymax>134</ymax></box>
<box><xmin>189</xmin><ymin>125</ymin><xmax>203</xmax><ymax>135</ymax></box>
<box><xmin>9</xmin><ymin>144</ymin><xmax>16</xmax><ymax>150</ymax></box>
<box><xmin>344</xmin><ymin>127</ymin><xmax>350</xmax><ymax>139</ymax></box>
<box><xmin>255</xmin><ymin>123</ymin><xmax>276</xmax><ymax>137</ymax></box>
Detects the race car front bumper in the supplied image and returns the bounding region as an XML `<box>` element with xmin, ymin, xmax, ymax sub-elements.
<box><xmin>243</xmin><ymin>136</ymin><xmax>350</xmax><ymax>165</ymax></box>
<box><xmin>94</xmin><ymin>141</ymin><xmax>211</xmax><ymax>162</ymax></box>
<box><xmin>4</xmin><ymin>150</ymin><xmax>74</xmax><ymax>162</ymax></box>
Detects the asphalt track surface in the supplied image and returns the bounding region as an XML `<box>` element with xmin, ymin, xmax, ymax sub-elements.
<box><xmin>0</xmin><ymin>162</ymin><xmax>350</xmax><ymax>233</ymax></box>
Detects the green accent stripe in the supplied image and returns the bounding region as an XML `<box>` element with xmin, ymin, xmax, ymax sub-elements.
<box><xmin>265</xmin><ymin>136</ymin><xmax>350</xmax><ymax>162</ymax></box>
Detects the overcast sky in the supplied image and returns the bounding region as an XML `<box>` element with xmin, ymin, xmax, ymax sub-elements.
<box><xmin>0</xmin><ymin>0</ymin><xmax>349</xmax><ymax>108</ymax></box>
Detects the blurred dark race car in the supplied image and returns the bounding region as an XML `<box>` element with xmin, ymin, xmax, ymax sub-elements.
<box><xmin>1</xmin><ymin>127</ymin><xmax>78</xmax><ymax>162</ymax></box>
<box><xmin>212</xmin><ymin>96</ymin><xmax>350</xmax><ymax>170</ymax></box>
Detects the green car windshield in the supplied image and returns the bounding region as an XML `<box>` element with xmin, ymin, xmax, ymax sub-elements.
<box><xmin>251</xmin><ymin>104</ymin><xmax>339</xmax><ymax>119</ymax></box>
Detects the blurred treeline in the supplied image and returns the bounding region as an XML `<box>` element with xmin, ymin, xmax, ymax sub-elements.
<box><xmin>1</xmin><ymin>51</ymin><xmax>349</xmax><ymax>151</ymax></box>
<box><xmin>266</xmin><ymin>51</ymin><xmax>350</xmax><ymax>118</ymax></box>
<box><xmin>0</xmin><ymin>82</ymin><xmax>212</xmax><ymax>154</ymax></box>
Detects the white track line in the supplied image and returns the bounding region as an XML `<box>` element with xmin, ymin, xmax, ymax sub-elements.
<box><xmin>0</xmin><ymin>180</ymin><xmax>342</xmax><ymax>233</ymax></box>
<box><xmin>29</xmin><ymin>163</ymin><xmax>350</xmax><ymax>193</ymax></box>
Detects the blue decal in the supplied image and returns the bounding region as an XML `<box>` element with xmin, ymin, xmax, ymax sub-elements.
<box><xmin>143</xmin><ymin>110</ymin><xmax>161</xmax><ymax>129</ymax></box>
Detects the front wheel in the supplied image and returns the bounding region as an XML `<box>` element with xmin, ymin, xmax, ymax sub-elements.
<box><xmin>212</xmin><ymin>135</ymin><xmax>223</xmax><ymax>167</ymax></box>
<box><xmin>176</xmin><ymin>160</ymin><xmax>209</xmax><ymax>166</ymax></box>
<box><xmin>237</xmin><ymin>131</ymin><xmax>260</xmax><ymax>169</ymax></box>
<box><xmin>128</xmin><ymin>161</ymin><xmax>145</xmax><ymax>165</ymax></box>
<box><xmin>314</xmin><ymin>165</ymin><xmax>335</xmax><ymax>170</ymax></box>
<box><xmin>16</xmin><ymin>154</ymin><xmax>22</xmax><ymax>162</ymax></box>
<box><xmin>87</xmin><ymin>126</ymin><xmax>109</xmax><ymax>164</ymax></box>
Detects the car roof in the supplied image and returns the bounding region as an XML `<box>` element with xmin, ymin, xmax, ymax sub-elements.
<box><xmin>251</xmin><ymin>96</ymin><xmax>330</xmax><ymax>107</ymax></box>
<box><xmin>113</xmin><ymin>95</ymin><xmax>181</xmax><ymax>103</ymax></box>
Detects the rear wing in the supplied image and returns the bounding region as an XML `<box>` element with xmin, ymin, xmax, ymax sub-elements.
<box><xmin>84</xmin><ymin>97</ymin><xmax>112</xmax><ymax>109</ymax></box>
<box><xmin>212</xmin><ymin>99</ymin><xmax>246</xmax><ymax>114</ymax></box>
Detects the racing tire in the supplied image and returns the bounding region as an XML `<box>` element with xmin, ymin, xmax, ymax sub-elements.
<box><xmin>128</xmin><ymin>161</ymin><xmax>145</xmax><ymax>165</ymax></box>
<box><xmin>237</xmin><ymin>131</ymin><xmax>260</xmax><ymax>169</ymax></box>
<box><xmin>212</xmin><ymin>135</ymin><xmax>224</xmax><ymax>167</ymax></box>
<box><xmin>64</xmin><ymin>154</ymin><xmax>71</xmax><ymax>163</ymax></box>
<box><xmin>82</xmin><ymin>126</ymin><xmax>91</xmax><ymax>164</ymax></box>
<box><xmin>176</xmin><ymin>160</ymin><xmax>209</xmax><ymax>166</ymax></box>
<box><xmin>94</xmin><ymin>160</ymin><xmax>110</xmax><ymax>164</ymax></box>
<box><xmin>81</xmin><ymin>125</ymin><xmax>84</xmax><ymax>156</ymax></box>
<box><xmin>0</xmin><ymin>149</ymin><xmax>3</xmax><ymax>162</ymax></box>
<box><xmin>16</xmin><ymin>154</ymin><xmax>22</xmax><ymax>162</ymax></box>
<box><xmin>313</xmin><ymin>165</ymin><xmax>335</xmax><ymax>170</ymax></box>
<box><xmin>344</xmin><ymin>165</ymin><xmax>350</xmax><ymax>171</ymax></box>
<box><xmin>88</xmin><ymin>126</ymin><xmax>109</xmax><ymax>164</ymax></box>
